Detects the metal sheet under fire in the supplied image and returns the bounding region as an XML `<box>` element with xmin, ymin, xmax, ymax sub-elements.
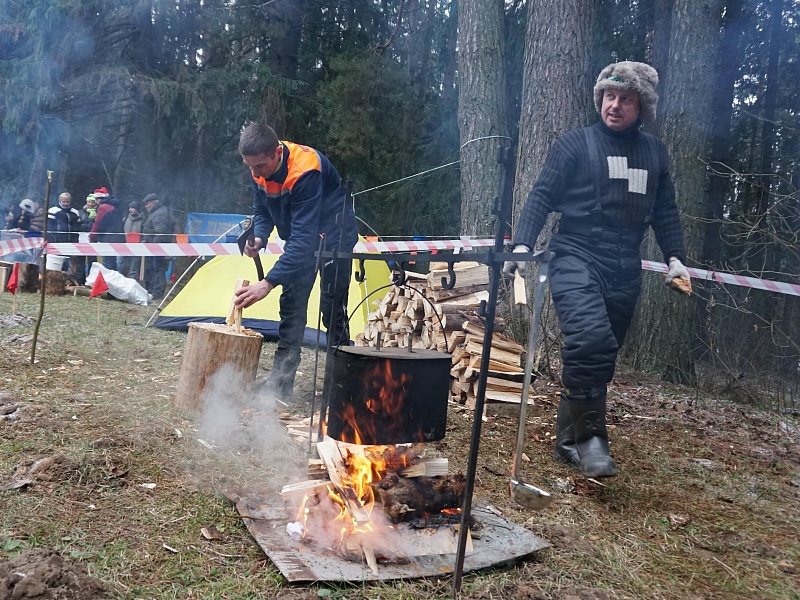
<box><xmin>225</xmin><ymin>488</ymin><xmax>550</xmax><ymax>583</ymax></box>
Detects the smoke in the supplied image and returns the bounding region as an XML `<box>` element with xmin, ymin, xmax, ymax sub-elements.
<box><xmin>191</xmin><ymin>363</ymin><xmax>306</xmax><ymax>489</ymax></box>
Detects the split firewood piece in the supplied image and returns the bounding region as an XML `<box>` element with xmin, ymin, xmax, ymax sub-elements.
<box><xmin>307</xmin><ymin>458</ymin><xmax>328</xmax><ymax>480</ymax></box>
<box><xmin>316</xmin><ymin>437</ymin><xmax>371</xmax><ymax>524</ymax></box>
<box><xmin>225</xmin><ymin>278</ymin><xmax>250</xmax><ymax>332</ymax></box>
<box><xmin>363</xmin><ymin>545</ymin><xmax>378</xmax><ymax>573</ymax></box>
<box><xmin>670</xmin><ymin>276</ymin><xmax>693</xmax><ymax>295</ymax></box>
<box><xmin>401</xmin><ymin>457</ymin><xmax>449</xmax><ymax>478</ymax></box>
<box><xmin>514</xmin><ymin>271</ymin><xmax>527</xmax><ymax>305</ymax></box>
<box><xmin>280</xmin><ymin>479</ymin><xmax>332</xmax><ymax>501</ymax></box>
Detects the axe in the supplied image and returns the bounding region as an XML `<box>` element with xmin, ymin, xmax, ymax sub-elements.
<box><xmin>236</xmin><ymin>217</ymin><xmax>265</xmax><ymax>281</ymax></box>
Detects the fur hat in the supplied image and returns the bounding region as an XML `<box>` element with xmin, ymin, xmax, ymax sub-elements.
<box><xmin>19</xmin><ymin>199</ymin><xmax>35</xmax><ymax>214</ymax></box>
<box><xmin>593</xmin><ymin>61</ymin><xmax>659</xmax><ymax>123</ymax></box>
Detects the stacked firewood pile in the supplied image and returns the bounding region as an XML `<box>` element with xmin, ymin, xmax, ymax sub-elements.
<box><xmin>354</xmin><ymin>262</ymin><xmax>526</xmax><ymax>408</ymax></box>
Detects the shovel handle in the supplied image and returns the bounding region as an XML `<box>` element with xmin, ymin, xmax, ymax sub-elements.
<box><xmin>512</xmin><ymin>263</ymin><xmax>548</xmax><ymax>480</ymax></box>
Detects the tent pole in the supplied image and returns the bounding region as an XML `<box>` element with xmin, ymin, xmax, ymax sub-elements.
<box><xmin>144</xmin><ymin>220</ymin><xmax>246</xmax><ymax>328</ymax></box>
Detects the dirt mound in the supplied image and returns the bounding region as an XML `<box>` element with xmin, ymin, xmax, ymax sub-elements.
<box><xmin>1</xmin><ymin>455</ymin><xmax>75</xmax><ymax>492</ymax></box>
<box><xmin>0</xmin><ymin>550</ymin><xmax>109</xmax><ymax>600</ymax></box>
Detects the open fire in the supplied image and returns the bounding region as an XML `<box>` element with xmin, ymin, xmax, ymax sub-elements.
<box><xmin>282</xmin><ymin>354</ymin><xmax>471</xmax><ymax>570</ymax></box>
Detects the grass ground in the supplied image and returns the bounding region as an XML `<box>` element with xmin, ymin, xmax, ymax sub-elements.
<box><xmin>1</xmin><ymin>291</ymin><xmax>799</xmax><ymax>599</ymax></box>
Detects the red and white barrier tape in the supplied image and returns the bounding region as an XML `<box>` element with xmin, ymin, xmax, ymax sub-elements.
<box><xmin>3</xmin><ymin>236</ymin><xmax>798</xmax><ymax>297</ymax></box>
<box><xmin>18</xmin><ymin>237</ymin><xmax>497</xmax><ymax>256</ymax></box>
<box><xmin>0</xmin><ymin>237</ymin><xmax>43</xmax><ymax>255</ymax></box>
<box><xmin>640</xmin><ymin>260</ymin><xmax>800</xmax><ymax>297</ymax></box>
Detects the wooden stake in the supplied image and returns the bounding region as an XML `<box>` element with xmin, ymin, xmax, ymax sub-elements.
<box><xmin>11</xmin><ymin>292</ymin><xmax>17</xmax><ymax>316</ymax></box>
<box><xmin>96</xmin><ymin>297</ymin><xmax>101</xmax><ymax>324</ymax></box>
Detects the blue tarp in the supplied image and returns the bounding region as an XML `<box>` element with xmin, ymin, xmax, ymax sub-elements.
<box><xmin>184</xmin><ymin>213</ymin><xmax>248</xmax><ymax>243</ymax></box>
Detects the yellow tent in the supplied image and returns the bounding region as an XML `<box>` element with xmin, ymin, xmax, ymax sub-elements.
<box><xmin>154</xmin><ymin>245</ymin><xmax>390</xmax><ymax>345</ymax></box>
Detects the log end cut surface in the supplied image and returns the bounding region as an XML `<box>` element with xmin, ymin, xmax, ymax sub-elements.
<box><xmin>188</xmin><ymin>321</ymin><xmax>263</xmax><ymax>338</ymax></box>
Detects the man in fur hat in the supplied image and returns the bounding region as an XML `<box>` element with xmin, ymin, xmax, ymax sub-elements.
<box><xmin>503</xmin><ymin>61</ymin><xmax>690</xmax><ymax>478</ymax></box>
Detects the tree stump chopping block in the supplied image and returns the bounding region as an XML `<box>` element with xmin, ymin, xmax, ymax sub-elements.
<box><xmin>175</xmin><ymin>322</ymin><xmax>263</xmax><ymax>411</ymax></box>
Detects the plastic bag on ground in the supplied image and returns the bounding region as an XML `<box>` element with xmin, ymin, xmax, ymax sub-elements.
<box><xmin>86</xmin><ymin>262</ymin><xmax>151</xmax><ymax>306</ymax></box>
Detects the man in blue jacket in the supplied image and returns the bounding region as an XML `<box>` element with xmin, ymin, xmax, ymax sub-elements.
<box><xmin>234</xmin><ymin>123</ymin><xmax>357</xmax><ymax>401</ymax></box>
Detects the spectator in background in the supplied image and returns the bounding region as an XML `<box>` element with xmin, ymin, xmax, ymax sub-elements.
<box><xmin>80</xmin><ymin>195</ymin><xmax>98</xmax><ymax>228</ymax></box>
<box><xmin>141</xmin><ymin>193</ymin><xmax>175</xmax><ymax>300</ymax></box>
<box><xmin>17</xmin><ymin>198</ymin><xmax>45</xmax><ymax>234</ymax></box>
<box><xmin>75</xmin><ymin>194</ymin><xmax>98</xmax><ymax>285</ymax></box>
<box><xmin>47</xmin><ymin>193</ymin><xmax>80</xmax><ymax>242</ymax></box>
<box><xmin>47</xmin><ymin>192</ymin><xmax>81</xmax><ymax>278</ymax></box>
<box><xmin>4</xmin><ymin>202</ymin><xmax>22</xmax><ymax>230</ymax></box>
<box><xmin>89</xmin><ymin>187</ymin><xmax>125</xmax><ymax>270</ymax></box>
<box><xmin>119</xmin><ymin>200</ymin><xmax>145</xmax><ymax>280</ymax></box>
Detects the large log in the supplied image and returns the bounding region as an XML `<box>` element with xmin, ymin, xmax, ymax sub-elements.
<box><xmin>175</xmin><ymin>322</ymin><xmax>263</xmax><ymax>411</ymax></box>
<box><xmin>18</xmin><ymin>263</ymin><xmax>39</xmax><ymax>293</ymax></box>
<box><xmin>45</xmin><ymin>270</ymin><xmax>68</xmax><ymax>296</ymax></box>
<box><xmin>370</xmin><ymin>471</ymin><xmax>466</xmax><ymax>523</ymax></box>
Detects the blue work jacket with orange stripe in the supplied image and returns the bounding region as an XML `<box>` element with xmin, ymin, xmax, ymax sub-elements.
<box><xmin>250</xmin><ymin>141</ymin><xmax>357</xmax><ymax>287</ymax></box>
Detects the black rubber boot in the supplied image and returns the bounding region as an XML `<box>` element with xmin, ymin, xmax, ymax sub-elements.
<box><xmin>553</xmin><ymin>391</ymin><xmax>580</xmax><ymax>469</ymax></box>
<box><xmin>567</xmin><ymin>387</ymin><xmax>617</xmax><ymax>478</ymax></box>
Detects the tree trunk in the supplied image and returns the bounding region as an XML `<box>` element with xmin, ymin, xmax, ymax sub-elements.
<box><xmin>457</xmin><ymin>0</ymin><xmax>509</xmax><ymax>236</ymax></box>
<box><xmin>627</xmin><ymin>0</ymin><xmax>723</xmax><ymax>384</ymax></box>
<box><xmin>512</xmin><ymin>0</ymin><xmax>597</xmax><ymax>231</ymax></box>
<box><xmin>650</xmin><ymin>0</ymin><xmax>674</xmax><ymax>132</ymax></box>
<box><xmin>270</xmin><ymin>0</ymin><xmax>306</xmax><ymax>80</ymax></box>
<box><xmin>705</xmin><ymin>0</ymin><xmax>744</xmax><ymax>269</ymax></box>
<box><xmin>440</xmin><ymin>0</ymin><xmax>457</xmax><ymax>107</ymax></box>
<box><xmin>508</xmin><ymin>0</ymin><xmax>596</xmax><ymax>359</ymax></box>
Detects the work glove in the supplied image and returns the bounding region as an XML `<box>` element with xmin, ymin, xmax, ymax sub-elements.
<box><xmin>664</xmin><ymin>257</ymin><xmax>689</xmax><ymax>285</ymax></box>
<box><xmin>502</xmin><ymin>244</ymin><xmax>531</xmax><ymax>279</ymax></box>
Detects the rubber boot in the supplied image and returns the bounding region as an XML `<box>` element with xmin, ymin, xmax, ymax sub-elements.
<box><xmin>553</xmin><ymin>391</ymin><xmax>580</xmax><ymax>469</ymax></box>
<box><xmin>567</xmin><ymin>387</ymin><xmax>617</xmax><ymax>478</ymax></box>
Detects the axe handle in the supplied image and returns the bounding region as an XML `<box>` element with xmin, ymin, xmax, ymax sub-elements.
<box><xmin>253</xmin><ymin>256</ymin><xmax>265</xmax><ymax>281</ymax></box>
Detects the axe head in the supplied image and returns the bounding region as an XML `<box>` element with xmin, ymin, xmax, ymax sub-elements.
<box><xmin>236</xmin><ymin>217</ymin><xmax>255</xmax><ymax>255</ymax></box>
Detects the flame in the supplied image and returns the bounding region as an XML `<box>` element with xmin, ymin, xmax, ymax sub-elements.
<box><xmin>291</xmin><ymin>444</ymin><xmax>436</xmax><ymax>548</ymax></box>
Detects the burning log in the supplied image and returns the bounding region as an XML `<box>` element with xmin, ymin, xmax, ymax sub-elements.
<box><xmin>370</xmin><ymin>471</ymin><xmax>466</xmax><ymax>524</ymax></box>
<box><xmin>316</xmin><ymin>437</ymin><xmax>371</xmax><ymax>524</ymax></box>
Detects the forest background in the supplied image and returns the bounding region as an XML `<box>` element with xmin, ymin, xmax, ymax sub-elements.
<box><xmin>0</xmin><ymin>0</ymin><xmax>798</xmax><ymax>408</ymax></box>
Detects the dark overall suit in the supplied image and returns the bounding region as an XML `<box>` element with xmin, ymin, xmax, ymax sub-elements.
<box><xmin>250</xmin><ymin>141</ymin><xmax>357</xmax><ymax>399</ymax></box>
<box><xmin>514</xmin><ymin>120</ymin><xmax>685</xmax><ymax>476</ymax></box>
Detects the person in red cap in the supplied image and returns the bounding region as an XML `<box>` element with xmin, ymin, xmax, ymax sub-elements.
<box><xmin>89</xmin><ymin>187</ymin><xmax>125</xmax><ymax>269</ymax></box>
